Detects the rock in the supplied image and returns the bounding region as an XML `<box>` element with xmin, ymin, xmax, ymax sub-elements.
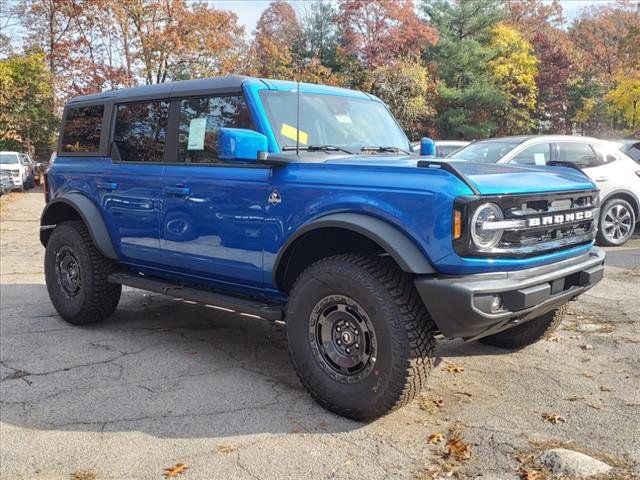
<box><xmin>539</xmin><ymin>448</ymin><xmax>612</xmax><ymax>477</ymax></box>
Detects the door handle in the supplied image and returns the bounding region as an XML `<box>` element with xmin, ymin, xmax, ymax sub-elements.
<box><xmin>96</xmin><ymin>182</ymin><xmax>118</xmax><ymax>191</ymax></box>
<box><xmin>163</xmin><ymin>186</ymin><xmax>191</xmax><ymax>197</ymax></box>
<box><xmin>595</xmin><ymin>176</ymin><xmax>609</xmax><ymax>182</ymax></box>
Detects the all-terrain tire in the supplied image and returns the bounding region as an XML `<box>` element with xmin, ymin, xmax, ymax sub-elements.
<box><xmin>45</xmin><ymin>220</ymin><xmax>121</xmax><ymax>324</ymax></box>
<box><xmin>285</xmin><ymin>253</ymin><xmax>437</xmax><ymax>421</ymax></box>
<box><xmin>479</xmin><ymin>304</ymin><xmax>568</xmax><ymax>349</ymax></box>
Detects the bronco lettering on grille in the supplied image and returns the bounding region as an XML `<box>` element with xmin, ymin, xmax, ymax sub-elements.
<box><xmin>526</xmin><ymin>210</ymin><xmax>593</xmax><ymax>228</ymax></box>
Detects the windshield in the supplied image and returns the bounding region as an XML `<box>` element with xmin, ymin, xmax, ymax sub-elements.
<box><xmin>259</xmin><ymin>91</ymin><xmax>410</xmax><ymax>153</ymax></box>
<box><xmin>0</xmin><ymin>153</ymin><xmax>20</xmax><ymax>164</ymax></box>
<box><xmin>449</xmin><ymin>140</ymin><xmax>524</xmax><ymax>163</ymax></box>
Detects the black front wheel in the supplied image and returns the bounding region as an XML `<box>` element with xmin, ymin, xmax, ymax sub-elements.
<box><xmin>45</xmin><ymin>220</ymin><xmax>121</xmax><ymax>325</ymax></box>
<box><xmin>286</xmin><ymin>254</ymin><xmax>437</xmax><ymax>420</ymax></box>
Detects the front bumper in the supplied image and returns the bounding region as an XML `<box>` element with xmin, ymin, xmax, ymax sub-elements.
<box><xmin>415</xmin><ymin>247</ymin><xmax>605</xmax><ymax>340</ymax></box>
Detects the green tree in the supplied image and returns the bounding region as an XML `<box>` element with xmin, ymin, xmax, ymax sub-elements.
<box><xmin>421</xmin><ymin>0</ymin><xmax>506</xmax><ymax>139</ymax></box>
<box><xmin>0</xmin><ymin>52</ymin><xmax>58</xmax><ymax>153</ymax></box>
<box><xmin>489</xmin><ymin>24</ymin><xmax>538</xmax><ymax>135</ymax></box>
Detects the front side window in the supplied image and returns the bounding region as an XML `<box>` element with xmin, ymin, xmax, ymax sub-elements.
<box><xmin>260</xmin><ymin>91</ymin><xmax>410</xmax><ymax>152</ymax></box>
<box><xmin>556</xmin><ymin>142</ymin><xmax>601</xmax><ymax>168</ymax></box>
<box><xmin>114</xmin><ymin>100</ymin><xmax>169</xmax><ymax>162</ymax></box>
<box><xmin>511</xmin><ymin>143</ymin><xmax>551</xmax><ymax>165</ymax></box>
<box><xmin>178</xmin><ymin>95</ymin><xmax>253</xmax><ymax>163</ymax></box>
<box><xmin>61</xmin><ymin>105</ymin><xmax>104</xmax><ymax>153</ymax></box>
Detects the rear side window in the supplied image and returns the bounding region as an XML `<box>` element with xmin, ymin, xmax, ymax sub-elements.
<box><xmin>626</xmin><ymin>143</ymin><xmax>640</xmax><ymax>162</ymax></box>
<box><xmin>556</xmin><ymin>142</ymin><xmax>604</xmax><ymax>168</ymax></box>
<box><xmin>114</xmin><ymin>100</ymin><xmax>169</xmax><ymax>162</ymax></box>
<box><xmin>177</xmin><ymin>95</ymin><xmax>253</xmax><ymax>163</ymax></box>
<box><xmin>61</xmin><ymin>105</ymin><xmax>104</xmax><ymax>153</ymax></box>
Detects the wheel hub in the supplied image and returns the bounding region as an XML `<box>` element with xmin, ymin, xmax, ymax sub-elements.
<box><xmin>603</xmin><ymin>204</ymin><xmax>632</xmax><ymax>242</ymax></box>
<box><xmin>309</xmin><ymin>295</ymin><xmax>377</xmax><ymax>383</ymax></box>
<box><xmin>55</xmin><ymin>246</ymin><xmax>81</xmax><ymax>297</ymax></box>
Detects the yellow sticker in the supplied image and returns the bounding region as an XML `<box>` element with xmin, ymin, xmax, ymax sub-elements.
<box><xmin>281</xmin><ymin>123</ymin><xmax>308</xmax><ymax>145</ymax></box>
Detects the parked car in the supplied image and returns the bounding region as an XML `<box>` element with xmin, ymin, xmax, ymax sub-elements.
<box><xmin>448</xmin><ymin>135</ymin><xmax>640</xmax><ymax>246</ymax></box>
<box><xmin>615</xmin><ymin>139</ymin><xmax>640</xmax><ymax>164</ymax></box>
<box><xmin>0</xmin><ymin>169</ymin><xmax>12</xmax><ymax>196</ymax></box>
<box><xmin>19</xmin><ymin>153</ymin><xmax>36</xmax><ymax>188</ymax></box>
<box><xmin>0</xmin><ymin>151</ymin><xmax>27</xmax><ymax>192</ymax></box>
<box><xmin>411</xmin><ymin>139</ymin><xmax>470</xmax><ymax>157</ymax></box>
<box><xmin>41</xmin><ymin>77</ymin><xmax>604</xmax><ymax>420</ymax></box>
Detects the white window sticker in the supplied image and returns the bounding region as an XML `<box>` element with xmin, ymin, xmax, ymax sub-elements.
<box><xmin>335</xmin><ymin>114</ymin><xmax>353</xmax><ymax>124</ymax></box>
<box><xmin>534</xmin><ymin>153</ymin><xmax>546</xmax><ymax>165</ymax></box>
<box><xmin>187</xmin><ymin>118</ymin><xmax>207</xmax><ymax>150</ymax></box>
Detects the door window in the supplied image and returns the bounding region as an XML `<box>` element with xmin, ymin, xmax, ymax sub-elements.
<box><xmin>177</xmin><ymin>95</ymin><xmax>253</xmax><ymax>163</ymax></box>
<box><xmin>61</xmin><ymin>105</ymin><xmax>104</xmax><ymax>153</ymax></box>
<box><xmin>114</xmin><ymin>100</ymin><xmax>169</xmax><ymax>162</ymax></box>
<box><xmin>511</xmin><ymin>143</ymin><xmax>551</xmax><ymax>165</ymax></box>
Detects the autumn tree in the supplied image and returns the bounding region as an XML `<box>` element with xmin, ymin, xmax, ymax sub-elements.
<box><xmin>0</xmin><ymin>52</ymin><xmax>58</xmax><ymax>152</ymax></box>
<box><xmin>299</xmin><ymin>0</ymin><xmax>339</xmax><ymax>69</ymax></box>
<box><xmin>370</xmin><ymin>61</ymin><xmax>436</xmax><ymax>139</ymax></box>
<box><xmin>338</xmin><ymin>0</ymin><xmax>437</xmax><ymax>69</ymax></box>
<box><xmin>502</xmin><ymin>0</ymin><xmax>563</xmax><ymax>38</ymax></box>
<box><xmin>605</xmin><ymin>73</ymin><xmax>640</xmax><ymax>131</ymax></box>
<box><xmin>489</xmin><ymin>24</ymin><xmax>538</xmax><ymax>135</ymax></box>
<box><xmin>250</xmin><ymin>1</ymin><xmax>303</xmax><ymax>79</ymax></box>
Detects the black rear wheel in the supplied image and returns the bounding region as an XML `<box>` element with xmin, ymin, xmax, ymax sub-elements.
<box><xmin>45</xmin><ymin>220</ymin><xmax>121</xmax><ymax>325</ymax></box>
<box><xmin>286</xmin><ymin>254</ymin><xmax>437</xmax><ymax>420</ymax></box>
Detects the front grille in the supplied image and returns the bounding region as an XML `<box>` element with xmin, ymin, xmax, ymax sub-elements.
<box><xmin>455</xmin><ymin>190</ymin><xmax>599</xmax><ymax>258</ymax></box>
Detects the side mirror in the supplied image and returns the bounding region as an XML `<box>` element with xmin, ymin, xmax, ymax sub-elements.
<box><xmin>218</xmin><ymin>128</ymin><xmax>268</xmax><ymax>162</ymax></box>
<box><xmin>420</xmin><ymin>137</ymin><xmax>435</xmax><ymax>156</ymax></box>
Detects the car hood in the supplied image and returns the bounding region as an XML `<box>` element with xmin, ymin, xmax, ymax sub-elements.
<box><xmin>0</xmin><ymin>164</ymin><xmax>21</xmax><ymax>170</ymax></box>
<box><xmin>323</xmin><ymin>157</ymin><xmax>596</xmax><ymax>195</ymax></box>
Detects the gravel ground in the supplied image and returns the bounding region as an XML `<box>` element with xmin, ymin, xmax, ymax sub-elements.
<box><xmin>1</xmin><ymin>188</ymin><xmax>639</xmax><ymax>480</ymax></box>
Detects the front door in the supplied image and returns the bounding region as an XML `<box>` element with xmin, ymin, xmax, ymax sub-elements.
<box><xmin>99</xmin><ymin>99</ymin><xmax>169</xmax><ymax>265</ymax></box>
<box><xmin>160</xmin><ymin>94</ymin><xmax>269</xmax><ymax>288</ymax></box>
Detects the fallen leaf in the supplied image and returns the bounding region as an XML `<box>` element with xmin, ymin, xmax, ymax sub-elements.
<box><xmin>599</xmin><ymin>386</ymin><xmax>612</xmax><ymax>392</ymax></box>
<box><xmin>445</xmin><ymin>438</ymin><xmax>471</xmax><ymax>461</ymax></box>
<box><xmin>428</xmin><ymin>432</ymin><xmax>445</xmax><ymax>444</ymax></box>
<box><xmin>542</xmin><ymin>413</ymin><xmax>566</xmax><ymax>424</ymax></box>
<box><xmin>519</xmin><ymin>468</ymin><xmax>546</xmax><ymax>480</ymax></box>
<box><xmin>434</xmin><ymin>399</ymin><xmax>445</xmax><ymax>408</ymax></box>
<box><xmin>443</xmin><ymin>365</ymin><xmax>465</xmax><ymax>373</ymax></box>
<box><xmin>71</xmin><ymin>471</ymin><xmax>97</xmax><ymax>480</ymax></box>
<box><xmin>580</xmin><ymin>344</ymin><xmax>594</xmax><ymax>350</ymax></box>
<box><xmin>163</xmin><ymin>464</ymin><xmax>188</xmax><ymax>478</ymax></box>
<box><xmin>216</xmin><ymin>444</ymin><xmax>238</xmax><ymax>454</ymax></box>
<box><xmin>545</xmin><ymin>334</ymin><xmax>560</xmax><ymax>342</ymax></box>
<box><xmin>566</xmin><ymin>396</ymin><xmax>584</xmax><ymax>401</ymax></box>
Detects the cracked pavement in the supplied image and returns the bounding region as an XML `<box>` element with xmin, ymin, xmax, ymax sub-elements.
<box><xmin>1</xmin><ymin>189</ymin><xmax>639</xmax><ymax>479</ymax></box>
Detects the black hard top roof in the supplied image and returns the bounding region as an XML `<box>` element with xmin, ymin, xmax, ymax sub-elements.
<box><xmin>67</xmin><ymin>75</ymin><xmax>252</xmax><ymax>105</ymax></box>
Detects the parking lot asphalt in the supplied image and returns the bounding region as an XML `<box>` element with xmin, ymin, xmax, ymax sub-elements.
<box><xmin>1</xmin><ymin>189</ymin><xmax>639</xmax><ymax>480</ymax></box>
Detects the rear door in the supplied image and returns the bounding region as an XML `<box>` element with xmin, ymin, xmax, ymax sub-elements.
<box><xmin>160</xmin><ymin>93</ymin><xmax>269</xmax><ymax>288</ymax></box>
<box><xmin>99</xmin><ymin>99</ymin><xmax>168</xmax><ymax>265</ymax></box>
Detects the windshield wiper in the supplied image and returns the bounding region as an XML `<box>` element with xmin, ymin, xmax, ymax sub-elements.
<box><xmin>361</xmin><ymin>146</ymin><xmax>411</xmax><ymax>155</ymax></box>
<box><xmin>282</xmin><ymin>145</ymin><xmax>353</xmax><ymax>154</ymax></box>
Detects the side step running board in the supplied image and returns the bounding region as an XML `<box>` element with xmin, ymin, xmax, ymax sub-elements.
<box><xmin>108</xmin><ymin>272</ymin><xmax>283</xmax><ymax>321</ymax></box>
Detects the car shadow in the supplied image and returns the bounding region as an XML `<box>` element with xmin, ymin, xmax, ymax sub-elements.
<box><xmin>0</xmin><ymin>282</ymin><xmax>524</xmax><ymax>439</ymax></box>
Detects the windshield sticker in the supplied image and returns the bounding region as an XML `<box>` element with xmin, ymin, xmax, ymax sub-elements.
<box><xmin>335</xmin><ymin>114</ymin><xmax>353</xmax><ymax>124</ymax></box>
<box><xmin>534</xmin><ymin>153</ymin><xmax>546</xmax><ymax>165</ymax></box>
<box><xmin>281</xmin><ymin>123</ymin><xmax>308</xmax><ymax>145</ymax></box>
<box><xmin>187</xmin><ymin>118</ymin><xmax>207</xmax><ymax>150</ymax></box>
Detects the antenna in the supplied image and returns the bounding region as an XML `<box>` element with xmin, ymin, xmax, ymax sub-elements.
<box><xmin>296</xmin><ymin>80</ymin><xmax>300</xmax><ymax>156</ymax></box>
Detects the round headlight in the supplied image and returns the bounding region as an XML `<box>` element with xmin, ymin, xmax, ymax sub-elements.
<box><xmin>471</xmin><ymin>203</ymin><xmax>503</xmax><ymax>250</ymax></box>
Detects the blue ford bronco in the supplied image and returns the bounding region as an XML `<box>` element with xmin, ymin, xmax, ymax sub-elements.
<box><xmin>41</xmin><ymin>76</ymin><xmax>605</xmax><ymax>420</ymax></box>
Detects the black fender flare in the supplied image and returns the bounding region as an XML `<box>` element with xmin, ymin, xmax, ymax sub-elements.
<box><xmin>273</xmin><ymin>212</ymin><xmax>436</xmax><ymax>287</ymax></box>
<box><xmin>40</xmin><ymin>193</ymin><xmax>118</xmax><ymax>259</ymax></box>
